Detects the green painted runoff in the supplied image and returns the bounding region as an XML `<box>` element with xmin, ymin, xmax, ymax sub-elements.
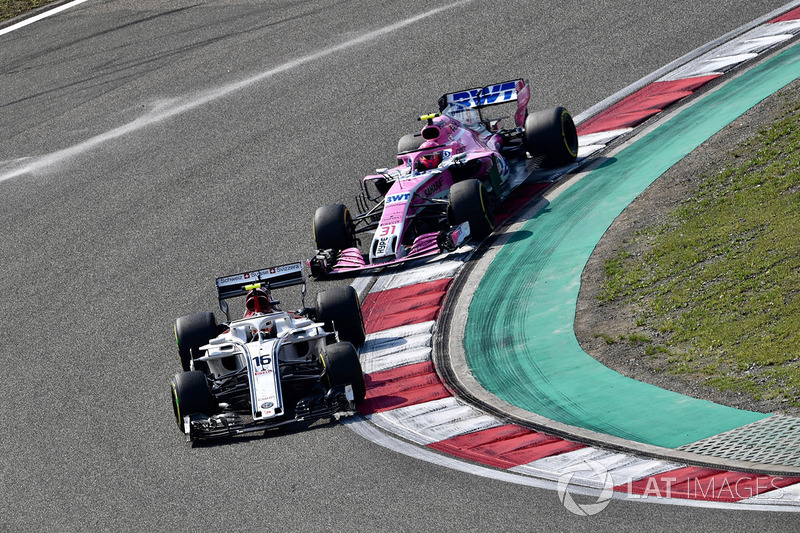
<box><xmin>464</xmin><ymin>43</ymin><xmax>800</xmax><ymax>448</ymax></box>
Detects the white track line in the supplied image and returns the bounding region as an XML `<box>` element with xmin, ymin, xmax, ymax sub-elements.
<box><xmin>0</xmin><ymin>1</ymin><xmax>473</xmax><ymax>182</ymax></box>
<box><xmin>0</xmin><ymin>0</ymin><xmax>90</xmax><ymax>37</ymax></box>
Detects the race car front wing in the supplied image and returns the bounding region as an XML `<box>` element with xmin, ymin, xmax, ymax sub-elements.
<box><xmin>182</xmin><ymin>385</ymin><xmax>355</xmax><ymax>441</ymax></box>
<box><xmin>308</xmin><ymin>222</ymin><xmax>470</xmax><ymax>278</ymax></box>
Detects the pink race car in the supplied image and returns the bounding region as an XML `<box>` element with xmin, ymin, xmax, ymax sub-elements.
<box><xmin>308</xmin><ymin>79</ymin><xmax>578</xmax><ymax>278</ymax></box>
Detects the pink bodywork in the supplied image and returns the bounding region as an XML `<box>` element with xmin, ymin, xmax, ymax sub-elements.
<box><xmin>326</xmin><ymin>79</ymin><xmax>531</xmax><ymax>274</ymax></box>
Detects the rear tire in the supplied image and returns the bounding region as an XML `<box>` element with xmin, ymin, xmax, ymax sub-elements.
<box><xmin>524</xmin><ymin>106</ymin><xmax>578</xmax><ymax>168</ymax></box>
<box><xmin>449</xmin><ymin>179</ymin><xmax>494</xmax><ymax>241</ymax></box>
<box><xmin>170</xmin><ymin>371</ymin><xmax>217</xmax><ymax>431</ymax></box>
<box><xmin>175</xmin><ymin>312</ymin><xmax>217</xmax><ymax>372</ymax></box>
<box><xmin>316</xmin><ymin>286</ymin><xmax>366</xmax><ymax>347</ymax></box>
<box><xmin>321</xmin><ymin>342</ymin><xmax>366</xmax><ymax>402</ymax></box>
<box><xmin>397</xmin><ymin>133</ymin><xmax>424</xmax><ymax>153</ymax></box>
<box><xmin>313</xmin><ymin>204</ymin><xmax>355</xmax><ymax>252</ymax></box>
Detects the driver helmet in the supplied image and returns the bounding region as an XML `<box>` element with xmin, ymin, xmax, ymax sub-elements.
<box><xmin>244</xmin><ymin>287</ymin><xmax>274</xmax><ymax>316</ymax></box>
<box><xmin>416</xmin><ymin>141</ymin><xmax>443</xmax><ymax>171</ymax></box>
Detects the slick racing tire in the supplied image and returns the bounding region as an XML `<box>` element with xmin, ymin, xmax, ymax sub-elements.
<box><xmin>313</xmin><ymin>204</ymin><xmax>356</xmax><ymax>252</ymax></box>
<box><xmin>175</xmin><ymin>312</ymin><xmax>217</xmax><ymax>372</ymax></box>
<box><xmin>321</xmin><ymin>342</ymin><xmax>366</xmax><ymax>402</ymax></box>
<box><xmin>397</xmin><ymin>132</ymin><xmax>424</xmax><ymax>154</ymax></box>
<box><xmin>524</xmin><ymin>106</ymin><xmax>578</xmax><ymax>168</ymax></box>
<box><xmin>449</xmin><ymin>179</ymin><xmax>494</xmax><ymax>241</ymax></box>
<box><xmin>316</xmin><ymin>286</ymin><xmax>366</xmax><ymax>347</ymax></box>
<box><xmin>170</xmin><ymin>371</ymin><xmax>217</xmax><ymax>431</ymax></box>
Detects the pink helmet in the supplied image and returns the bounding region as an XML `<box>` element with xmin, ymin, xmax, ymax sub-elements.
<box><xmin>416</xmin><ymin>141</ymin><xmax>443</xmax><ymax>171</ymax></box>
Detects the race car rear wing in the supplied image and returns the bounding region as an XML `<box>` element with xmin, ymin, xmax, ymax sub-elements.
<box><xmin>438</xmin><ymin>78</ymin><xmax>530</xmax><ymax>128</ymax></box>
<box><xmin>215</xmin><ymin>262</ymin><xmax>305</xmax><ymax>318</ymax></box>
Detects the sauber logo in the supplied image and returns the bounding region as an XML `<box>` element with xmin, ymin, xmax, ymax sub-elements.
<box><xmin>386</xmin><ymin>193</ymin><xmax>410</xmax><ymax>204</ymax></box>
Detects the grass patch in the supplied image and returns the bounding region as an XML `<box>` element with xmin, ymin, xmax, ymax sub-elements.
<box><xmin>599</xmin><ymin>86</ymin><xmax>800</xmax><ymax>407</ymax></box>
<box><xmin>594</xmin><ymin>333</ymin><xmax>617</xmax><ymax>345</ymax></box>
<box><xmin>0</xmin><ymin>0</ymin><xmax>58</xmax><ymax>23</ymax></box>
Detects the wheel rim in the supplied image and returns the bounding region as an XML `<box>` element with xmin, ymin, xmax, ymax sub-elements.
<box><xmin>561</xmin><ymin>109</ymin><xmax>578</xmax><ymax>158</ymax></box>
<box><xmin>171</xmin><ymin>381</ymin><xmax>183</xmax><ymax>429</ymax></box>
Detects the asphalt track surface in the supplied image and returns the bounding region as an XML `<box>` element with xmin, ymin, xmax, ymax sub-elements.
<box><xmin>0</xmin><ymin>1</ymin><xmax>796</xmax><ymax>531</ymax></box>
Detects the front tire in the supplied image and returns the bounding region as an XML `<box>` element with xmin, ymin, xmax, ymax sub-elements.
<box><xmin>449</xmin><ymin>179</ymin><xmax>494</xmax><ymax>241</ymax></box>
<box><xmin>524</xmin><ymin>106</ymin><xmax>578</xmax><ymax>168</ymax></box>
<box><xmin>175</xmin><ymin>312</ymin><xmax>217</xmax><ymax>372</ymax></box>
<box><xmin>320</xmin><ymin>342</ymin><xmax>366</xmax><ymax>402</ymax></box>
<box><xmin>313</xmin><ymin>204</ymin><xmax>355</xmax><ymax>252</ymax></box>
<box><xmin>170</xmin><ymin>371</ymin><xmax>217</xmax><ymax>431</ymax></box>
<box><xmin>316</xmin><ymin>286</ymin><xmax>366</xmax><ymax>347</ymax></box>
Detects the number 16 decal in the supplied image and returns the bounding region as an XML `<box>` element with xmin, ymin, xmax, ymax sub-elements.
<box><xmin>252</xmin><ymin>355</ymin><xmax>271</xmax><ymax>367</ymax></box>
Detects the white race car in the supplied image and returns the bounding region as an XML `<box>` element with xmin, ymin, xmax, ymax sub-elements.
<box><xmin>169</xmin><ymin>262</ymin><xmax>366</xmax><ymax>441</ymax></box>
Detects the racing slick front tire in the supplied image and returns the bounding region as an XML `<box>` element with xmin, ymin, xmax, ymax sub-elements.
<box><xmin>320</xmin><ymin>341</ymin><xmax>366</xmax><ymax>402</ymax></box>
<box><xmin>316</xmin><ymin>286</ymin><xmax>366</xmax><ymax>348</ymax></box>
<box><xmin>449</xmin><ymin>179</ymin><xmax>494</xmax><ymax>241</ymax></box>
<box><xmin>524</xmin><ymin>106</ymin><xmax>578</xmax><ymax>168</ymax></box>
<box><xmin>170</xmin><ymin>371</ymin><xmax>217</xmax><ymax>431</ymax></box>
<box><xmin>313</xmin><ymin>203</ymin><xmax>356</xmax><ymax>253</ymax></box>
<box><xmin>175</xmin><ymin>312</ymin><xmax>217</xmax><ymax>372</ymax></box>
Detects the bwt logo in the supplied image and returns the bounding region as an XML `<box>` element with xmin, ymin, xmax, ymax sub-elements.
<box><xmin>451</xmin><ymin>81</ymin><xmax>517</xmax><ymax>106</ymax></box>
<box><xmin>385</xmin><ymin>193</ymin><xmax>410</xmax><ymax>204</ymax></box>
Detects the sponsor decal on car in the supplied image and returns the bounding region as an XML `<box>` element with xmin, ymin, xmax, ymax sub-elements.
<box><xmin>217</xmin><ymin>274</ymin><xmax>244</xmax><ymax>285</ymax></box>
<box><xmin>381</xmin><ymin>213</ymin><xmax>403</xmax><ymax>225</ymax></box>
<box><xmin>216</xmin><ymin>263</ymin><xmax>303</xmax><ymax>288</ymax></box>
<box><xmin>374</xmin><ymin>224</ymin><xmax>398</xmax><ymax>256</ymax></box>
<box><xmin>376</xmin><ymin>236</ymin><xmax>390</xmax><ymax>255</ymax></box>
<box><xmin>496</xmin><ymin>154</ymin><xmax>510</xmax><ymax>179</ymax></box>
<box><xmin>261</xmin><ymin>402</ymin><xmax>274</xmax><ymax>409</ymax></box>
<box><xmin>423</xmin><ymin>176</ymin><xmax>444</xmax><ymax>197</ymax></box>
<box><xmin>448</xmin><ymin>80</ymin><xmax>518</xmax><ymax>107</ymax></box>
<box><xmin>273</xmin><ymin>263</ymin><xmax>302</xmax><ymax>273</ymax></box>
<box><xmin>385</xmin><ymin>192</ymin><xmax>411</xmax><ymax>204</ymax></box>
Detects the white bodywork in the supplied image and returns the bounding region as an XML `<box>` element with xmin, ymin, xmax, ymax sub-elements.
<box><xmin>196</xmin><ymin>311</ymin><xmax>331</xmax><ymax>421</ymax></box>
